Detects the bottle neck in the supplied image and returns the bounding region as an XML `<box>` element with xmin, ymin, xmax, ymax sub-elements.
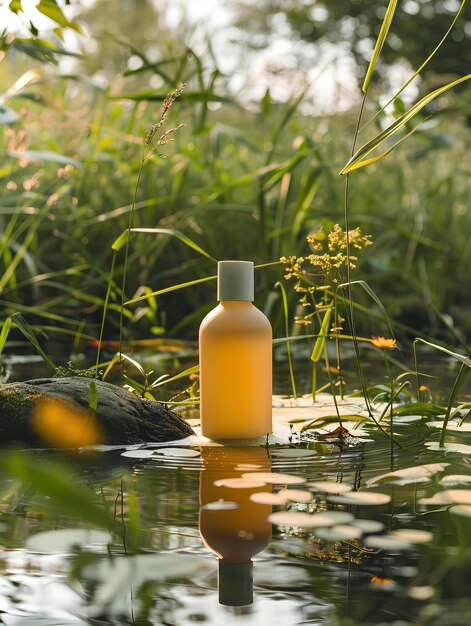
<box><xmin>219</xmin><ymin>300</ymin><xmax>253</xmax><ymax>307</ymax></box>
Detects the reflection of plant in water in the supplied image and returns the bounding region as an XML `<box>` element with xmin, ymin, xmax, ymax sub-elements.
<box><xmin>305</xmin><ymin>537</ymin><xmax>372</xmax><ymax>565</ymax></box>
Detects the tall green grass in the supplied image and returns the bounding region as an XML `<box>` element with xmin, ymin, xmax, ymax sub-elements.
<box><xmin>0</xmin><ymin>22</ymin><xmax>469</xmax><ymax>351</ymax></box>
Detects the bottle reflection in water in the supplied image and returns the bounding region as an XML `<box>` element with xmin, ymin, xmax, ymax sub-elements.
<box><xmin>198</xmin><ymin>446</ymin><xmax>272</xmax><ymax>606</ymax></box>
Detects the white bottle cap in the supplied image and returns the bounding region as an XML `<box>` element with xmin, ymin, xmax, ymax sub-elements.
<box><xmin>217</xmin><ymin>260</ymin><xmax>254</xmax><ymax>301</ymax></box>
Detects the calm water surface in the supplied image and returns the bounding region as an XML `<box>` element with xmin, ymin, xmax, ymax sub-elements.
<box><xmin>1</xmin><ymin>420</ymin><xmax>471</xmax><ymax>625</ymax></box>
<box><xmin>0</xmin><ymin>349</ymin><xmax>470</xmax><ymax>625</ymax></box>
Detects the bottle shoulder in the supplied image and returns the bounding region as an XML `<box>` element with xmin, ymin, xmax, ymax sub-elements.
<box><xmin>199</xmin><ymin>302</ymin><xmax>272</xmax><ymax>335</ymax></box>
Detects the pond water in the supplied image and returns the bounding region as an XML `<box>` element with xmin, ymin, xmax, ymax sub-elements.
<box><xmin>1</xmin><ymin>409</ymin><xmax>471</xmax><ymax>625</ymax></box>
<box><xmin>0</xmin><ymin>347</ymin><xmax>470</xmax><ymax>625</ymax></box>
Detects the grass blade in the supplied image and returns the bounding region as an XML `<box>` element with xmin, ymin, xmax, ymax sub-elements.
<box><xmin>0</xmin><ymin>317</ymin><xmax>12</xmax><ymax>354</ymax></box>
<box><xmin>341</xmin><ymin>74</ymin><xmax>471</xmax><ymax>174</ymax></box>
<box><xmin>124</xmin><ymin>262</ymin><xmax>281</xmax><ymax>306</ymax></box>
<box><xmin>275</xmin><ymin>282</ymin><xmax>297</xmax><ymax>399</ymax></box>
<box><xmin>360</xmin><ymin>0</ymin><xmax>467</xmax><ymax>131</ymax></box>
<box><xmin>112</xmin><ymin>227</ymin><xmax>216</xmax><ymax>261</ymax></box>
<box><xmin>338</xmin><ymin>279</ymin><xmax>395</xmax><ymax>338</ymax></box>
<box><xmin>11</xmin><ymin>312</ymin><xmax>56</xmax><ymax>370</ymax></box>
<box><xmin>131</xmin><ymin>228</ymin><xmax>216</xmax><ymax>261</ymax></box>
<box><xmin>362</xmin><ymin>0</ymin><xmax>398</xmax><ymax>93</ymax></box>
<box><xmin>414</xmin><ymin>338</ymin><xmax>471</xmax><ymax>368</ymax></box>
<box><xmin>125</xmin><ymin>275</ymin><xmax>216</xmax><ymax>306</ymax></box>
<box><xmin>150</xmin><ymin>364</ymin><xmax>199</xmax><ymax>389</ymax></box>
<box><xmin>88</xmin><ymin>380</ymin><xmax>98</xmax><ymax>413</ymax></box>
<box><xmin>311</xmin><ymin>306</ymin><xmax>333</xmax><ymax>363</ymax></box>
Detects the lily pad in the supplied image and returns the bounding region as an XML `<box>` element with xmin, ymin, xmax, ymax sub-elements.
<box><xmin>449</xmin><ymin>504</ymin><xmax>471</xmax><ymax>518</ymax></box>
<box><xmin>270</xmin><ymin>448</ymin><xmax>317</xmax><ymax>458</ymax></box>
<box><xmin>268</xmin><ymin>511</ymin><xmax>337</xmax><ymax>528</ymax></box>
<box><xmin>26</xmin><ymin>529</ymin><xmax>112</xmax><ymax>553</ymax></box>
<box><xmin>314</xmin><ymin>524</ymin><xmax>363</xmax><ymax>541</ymax></box>
<box><xmin>152</xmin><ymin>447</ymin><xmax>200</xmax><ymax>457</ymax></box>
<box><xmin>425</xmin><ymin>442</ymin><xmax>471</xmax><ymax>455</ymax></box>
<box><xmin>213</xmin><ymin>477</ymin><xmax>267</xmax><ymax>489</ymax></box>
<box><xmin>439</xmin><ymin>475</ymin><xmax>471</xmax><ymax>486</ymax></box>
<box><xmin>350</xmin><ymin>519</ymin><xmax>384</xmax><ymax>533</ymax></box>
<box><xmin>364</xmin><ymin>535</ymin><xmax>412</xmax><ymax>550</ymax></box>
<box><xmin>327</xmin><ymin>491</ymin><xmax>392</xmax><ymax>506</ymax></box>
<box><xmin>419</xmin><ymin>489</ymin><xmax>471</xmax><ymax>505</ymax></box>
<box><xmin>278</xmin><ymin>488</ymin><xmax>313</xmax><ymax>503</ymax></box>
<box><xmin>408</xmin><ymin>586</ymin><xmax>435</xmax><ymax>600</ymax></box>
<box><xmin>242</xmin><ymin>471</ymin><xmax>306</xmax><ymax>485</ymax></box>
<box><xmin>121</xmin><ymin>449</ymin><xmax>155</xmax><ymax>458</ymax></box>
<box><xmin>367</xmin><ymin>463</ymin><xmax>450</xmax><ymax>486</ymax></box>
<box><xmin>309</xmin><ymin>481</ymin><xmax>353</xmax><ymax>494</ymax></box>
<box><xmin>250</xmin><ymin>492</ymin><xmax>287</xmax><ymax>505</ymax></box>
<box><xmin>426</xmin><ymin>421</ymin><xmax>471</xmax><ymax>432</ymax></box>
<box><xmin>201</xmin><ymin>500</ymin><xmax>239</xmax><ymax>511</ymax></box>
<box><xmin>389</xmin><ymin>529</ymin><xmax>433</xmax><ymax>544</ymax></box>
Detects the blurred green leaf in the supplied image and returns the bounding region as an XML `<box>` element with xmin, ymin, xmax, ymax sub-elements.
<box><xmin>6</xmin><ymin>149</ymin><xmax>82</xmax><ymax>166</ymax></box>
<box><xmin>36</xmin><ymin>0</ymin><xmax>83</xmax><ymax>34</ymax></box>
<box><xmin>112</xmin><ymin>90</ymin><xmax>240</xmax><ymax>107</ymax></box>
<box><xmin>0</xmin><ymin>105</ymin><xmax>18</xmax><ymax>125</ymax></box>
<box><xmin>1</xmin><ymin>453</ymin><xmax>111</xmax><ymax>528</ymax></box>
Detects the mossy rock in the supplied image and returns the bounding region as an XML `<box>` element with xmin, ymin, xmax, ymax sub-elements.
<box><xmin>0</xmin><ymin>377</ymin><xmax>194</xmax><ymax>446</ymax></box>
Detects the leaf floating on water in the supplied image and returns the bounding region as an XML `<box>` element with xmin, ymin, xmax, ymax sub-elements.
<box><xmin>214</xmin><ymin>478</ymin><xmax>267</xmax><ymax>489</ymax></box>
<box><xmin>367</xmin><ymin>462</ymin><xmax>450</xmax><ymax>486</ymax></box>
<box><xmin>426</xmin><ymin>421</ymin><xmax>471</xmax><ymax>432</ymax></box>
<box><xmin>250</xmin><ymin>492</ymin><xmax>288</xmax><ymax>505</ymax></box>
<box><xmin>389</xmin><ymin>529</ymin><xmax>433</xmax><ymax>544</ymax></box>
<box><xmin>314</xmin><ymin>524</ymin><xmax>363</xmax><ymax>541</ymax></box>
<box><xmin>309</xmin><ymin>481</ymin><xmax>353</xmax><ymax>494</ymax></box>
<box><xmin>449</xmin><ymin>504</ymin><xmax>471</xmax><ymax>518</ymax></box>
<box><xmin>268</xmin><ymin>511</ymin><xmax>338</xmax><ymax>528</ymax></box>
<box><xmin>328</xmin><ymin>491</ymin><xmax>392</xmax><ymax>506</ymax></box>
<box><xmin>202</xmin><ymin>500</ymin><xmax>239</xmax><ymax>511</ymax></box>
<box><xmin>315</xmin><ymin>426</ymin><xmax>352</xmax><ymax>440</ymax></box>
<box><xmin>425</xmin><ymin>442</ymin><xmax>471</xmax><ymax>455</ymax></box>
<box><xmin>314</xmin><ymin>511</ymin><xmax>355</xmax><ymax>524</ymax></box>
<box><xmin>278</xmin><ymin>488</ymin><xmax>313</xmax><ymax>503</ymax></box>
<box><xmin>242</xmin><ymin>472</ymin><xmax>306</xmax><ymax>485</ymax></box>
<box><xmin>419</xmin><ymin>489</ymin><xmax>471</xmax><ymax>505</ymax></box>
<box><xmin>121</xmin><ymin>449</ymin><xmax>155</xmax><ymax>458</ymax></box>
<box><xmin>350</xmin><ymin>519</ymin><xmax>384</xmax><ymax>533</ymax></box>
<box><xmin>364</xmin><ymin>535</ymin><xmax>412</xmax><ymax>550</ymax></box>
<box><xmin>270</xmin><ymin>448</ymin><xmax>317</xmax><ymax>458</ymax></box>
<box><xmin>439</xmin><ymin>475</ymin><xmax>471</xmax><ymax>486</ymax></box>
<box><xmin>408</xmin><ymin>586</ymin><xmax>435</xmax><ymax>600</ymax></box>
<box><xmin>152</xmin><ymin>447</ymin><xmax>201</xmax><ymax>458</ymax></box>
<box><xmin>26</xmin><ymin>528</ymin><xmax>112</xmax><ymax>553</ymax></box>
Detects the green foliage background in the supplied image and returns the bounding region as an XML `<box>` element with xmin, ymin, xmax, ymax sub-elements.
<box><xmin>0</xmin><ymin>0</ymin><xmax>470</xmax><ymax>349</ymax></box>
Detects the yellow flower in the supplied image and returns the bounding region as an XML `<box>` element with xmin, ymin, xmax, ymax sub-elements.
<box><xmin>371</xmin><ymin>336</ymin><xmax>397</xmax><ymax>350</ymax></box>
<box><xmin>370</xmin><ymin>575</ymin><xmax>396</xmax><ymax>588</ymax></box>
